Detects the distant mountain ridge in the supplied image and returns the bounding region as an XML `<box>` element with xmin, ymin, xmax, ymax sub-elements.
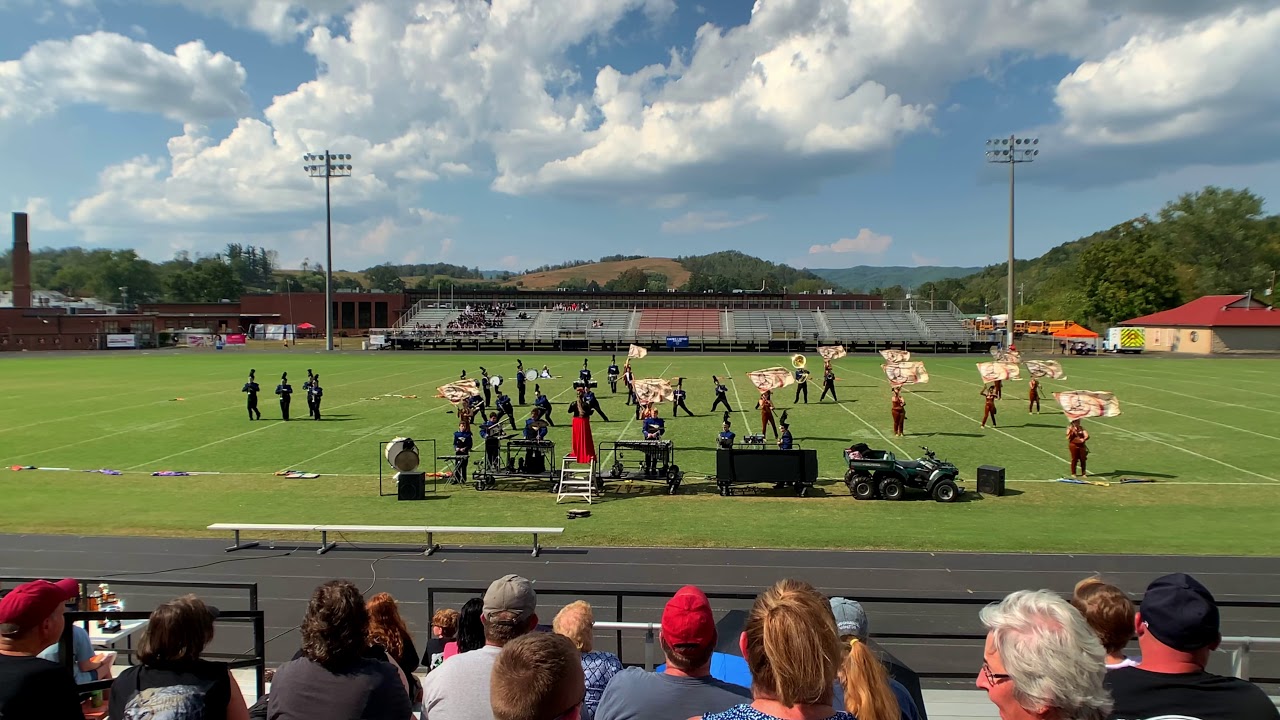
<box><xmin>808</xmin><ymin>266</ymin><xmax>983</xmax><ymax>292</ymax></box>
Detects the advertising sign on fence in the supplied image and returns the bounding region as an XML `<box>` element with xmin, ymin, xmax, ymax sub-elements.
<box><xmin>224</xmin><ymin>333</ymin><xmax>246</xmax><ymax>345</ymax></box>
<box><xmin>666</xmin><ymin>336</ymin><xmax>690</xmax><ymax>349</ymax></box>
<box><xmin>106</xmin><ymin>334</ymin><xmax>137</xmax><ymax>349</ymax></box>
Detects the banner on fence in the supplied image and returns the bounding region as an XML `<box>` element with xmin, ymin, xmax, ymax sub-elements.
<box><xmin>224</xmin><ymin>334</ymin><xmax>246</xmax><ymax>345</ymax></box>
<box><xmin>666</xmin><ymin>336</ymin><xmax>690</xmax><ymax>349</ymax></box>
<box><xmin>106</xmin><ymin>334</ymin><xmax>137</xmax><ymax>349</ymax></box>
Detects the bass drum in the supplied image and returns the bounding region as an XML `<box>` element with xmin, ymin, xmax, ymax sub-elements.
<box><xmin>385</xmin><ymin>437</ymin><xmax>420</xmax><ymax>472</ymax></box>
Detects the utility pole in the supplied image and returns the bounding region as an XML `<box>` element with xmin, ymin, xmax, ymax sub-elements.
<box><xmin>985</xmin><ymin>134</ymin><xmax>1040</xmax><ymax>349</ymax></box>
<box><xmin>303</xmin><ymin>151</ymin><xmax>353</xmax><ymax>351</ymax></box>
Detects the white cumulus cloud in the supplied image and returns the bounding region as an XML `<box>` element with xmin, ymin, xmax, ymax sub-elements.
<box><xmin>809</xmin><ymin>229</ymin><xmax>892</xmax><ymax>256</ymax></box>
<box><xmin>660</xmin><ymin>211</ymin><xmax>767</xmax><ymax>234</ymax></box>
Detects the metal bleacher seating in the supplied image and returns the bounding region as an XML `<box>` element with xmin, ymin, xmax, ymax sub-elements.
<box><xmin>824</xmin><ymin>310</ymin><xmax>925</xmax><ymax>342</ymax></box>
<box><xmin>731</xmin><ymin>310</ymin><xmax>819</xmax><ymax>340</ymax></box>
<box><xmin>637</xmin><ymin>309</ymin><xmax>722</xmax><ymax>339</ymax></box>
<box><xmin>397</xmin><ymin>307</ymin><xmax>457</xmax><ymax>329</ymax></box>
<box><xmin>916</xmin><ymin>311</ymin><xmax>974</xmax><ymax>342</ymax></box>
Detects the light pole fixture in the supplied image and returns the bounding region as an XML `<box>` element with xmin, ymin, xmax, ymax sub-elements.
<box><xmin>303</xmin><ymin>151</ymin><xmax>354</xmax><ymax>351</ymax></box>
<box><xmin>984</xmin><ymin>135</ymin><xmax>1039</xmax><ymax>349</ymax></box>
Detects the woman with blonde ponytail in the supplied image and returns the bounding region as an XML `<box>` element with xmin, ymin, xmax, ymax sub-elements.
<box><xmin>697</xmin><ymin>580</ymin><xmax>855</xmax><ymax>720</ymax></box>
<box><xmin>830</xmin><ymin>598</ymin><xmax>920</xmax><ymax>720</ymax></box>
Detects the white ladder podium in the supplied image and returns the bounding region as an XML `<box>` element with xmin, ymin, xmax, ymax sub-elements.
<box><xmin>557</xmin><ymin>454</ymin><xmax>599</xmax><ymax>504</ymax></box>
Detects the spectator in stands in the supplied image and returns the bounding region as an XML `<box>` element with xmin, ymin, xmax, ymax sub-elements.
<box><xmin>1069</xmin><ymin>578</ymin><xmax>1139</xmax><ymax>670</ymax></box>
<box><xmin>444</xmin><ymin>598</ymin><xmax>485</xmax><ymax>660</ymax></box>
<box><xmin>423</xmin><ymin>574</ymin><xmax>539</xmax><ymax>720</ymax></box>
<box><xmin>1106</xmin><ymin>573</ymin><xmax>1277</xmax><ymax>720</ymax></box>
<box><xmin>424</xmin><ymin>608</ymin><xmax>460</xmax><ymax>671</ymax></box>
<box><xmin>596</xmin><ymin>585</ymin><xmax>750</xmax><ymax>720</ymax></box>
<box><xmin>268</xmin><ymin>580</ymin><xmax>411</xmax><ymax>720</ymax></box>
<box><xmin>109</xmin><ymin>594</ymin><xmax>250</xmax><ymax>720</ymax></box>
<box><xmin>491</xmin><ymin>632</ymin><xmax>585</xmax><ymax>720</ymax></box>
<box><xmin>553</xmin><ymin>601</ymin><xmax>623</xmax><ymax>720</ymax></box>
<box><xmin>977</xmin><ymin>589</ymin><xmax>1110</xmax><ymax>720</ymax></box>
<box><xmin>699</xmin><ymin>579</ymin><xmax>853</xmax><ymax>720</ymax></box>
<box><xmin>829</xmin><ymin>597</ymin><xmax>920</xmax><ymax>720</ymax></box>
<box><xmin>39</xmin><ymin>622</ymin><xmax>113</xmax><ymax>686</ymax></box>
<box><xmin>0</xmin><ymin>577</ymin><xmax>84</xmax><ymax>720</ymax></box>
<box><xmin>368</xmin><ymin>592</ymin><xmax>422</xmax><ymax>703</ymax></box>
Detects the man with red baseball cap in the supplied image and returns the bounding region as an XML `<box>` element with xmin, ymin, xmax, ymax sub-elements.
<box><xmin>595</xmin><ymin>585</ymin><xmax>750</xmax><ymax>720</ymax></box>
<box><xmin>0</xmin><ymin>578</ymin><xmax>87</xmax><ymax>719</ymax></box>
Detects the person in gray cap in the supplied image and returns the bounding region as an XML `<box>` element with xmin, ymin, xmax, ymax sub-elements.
<box><xmin>1106</xmin><ymin>573</ymin><xmax>1277</xmax><ymax>720</ymax></box>
<box><xmin>829</xmin><ymin>597</ymin><xmax>921</xmax><ymax>720</ymax></box>
<box><xmin>423</xmin><ymin>574</ymin><xmax>539</xmax><ymax>720</ymax></box>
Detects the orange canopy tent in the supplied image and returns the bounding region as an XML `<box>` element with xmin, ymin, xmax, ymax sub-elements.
<box><xmin>1052</xmin><ymin>323</ymin><xmax>1099</xmax><ymax>339</ymax></box>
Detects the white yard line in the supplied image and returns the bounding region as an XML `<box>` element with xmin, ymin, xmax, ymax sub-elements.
<box><xmin>1107</xmin><ymin>379</ymin><xmax>1280</xmax><ymax>415</ymax></box>
<box><xmin>1122</xmin><ymin>401</ymin><xmax>1280</xmax><ymax>442</ymax></box>
<box><xmin>1079</xmin><ymin>364</ymin><xmax>1280</xmax><ymax>400</ymax></box>
<box><xmin>836</xmin><ymin>401</ymin><xmax>910</xmax><ymax>457</ymax></box>
<box><xmin>722</xmin><ymin>362</ymin><xmax>754</xmax><ymax>435</ymax></box>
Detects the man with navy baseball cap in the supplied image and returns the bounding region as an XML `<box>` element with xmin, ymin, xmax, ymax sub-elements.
<box><xmin>1106</xmin><ymin>573</ymin><xmax>1277</xmax><ymax>720</ymax></box>
<box><xmin>0</xmin><ymin>578</ymin><xmax>86</xmax><ymax>719</ymax></box>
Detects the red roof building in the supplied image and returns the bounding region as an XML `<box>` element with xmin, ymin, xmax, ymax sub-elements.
<box><xmin>1120</xmin><ymin>294</ymin><xmax>1280</xmax><ymax>354</ymax></box>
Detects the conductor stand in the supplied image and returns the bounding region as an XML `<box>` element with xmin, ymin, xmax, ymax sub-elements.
<box><xmin>557</xmin><ymin>454</ymin><xmax>600</xmax><ymax>504</ymax></box>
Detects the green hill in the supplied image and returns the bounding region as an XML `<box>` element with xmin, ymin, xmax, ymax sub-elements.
<box><xmin>808</xmin><ymin>266</ymin><xmax>982</xmax><ymax>293</ymax></box>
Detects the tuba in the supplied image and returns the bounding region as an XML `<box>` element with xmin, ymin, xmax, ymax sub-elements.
<box><xmin>791</xmin><ymin>354</ymin><xmax>807</xmax><ymax>369</ymax></box>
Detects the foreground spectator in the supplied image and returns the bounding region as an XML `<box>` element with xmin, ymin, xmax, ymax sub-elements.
<box><xmin>700</xmin><ymin>579</ymin><xmax>853</xmax><ymax>720</ymax></box>
<box><xmin>1070</xmin><ymin>578</ymin><xmax>1139</xmax><ymax>669</ymax></box>
<box><xmin>39</xmin><ymin>620</ymin><xmax>113</xmax><ymax>685</ymax></box>
<box><xmin>554</xmin><ymin>601</ymin><xmax>623</xmax><ymax>720</ymax></box>
<box><xmin>424</xmin><ymin>608</ymin><xmax>460</xmax><ymax>670</ymax></box>
<box><xmin>0</xmin><ymin>578</ymin><xmax>84</xmax><ymax>720</ymax></box>
<box><xmin>445</xmin><ymin>597</ymin><xmax>486</xmax><ymax>660</ymax></box>
<box><xmin>978</xmin><ymin>589</ymin><xmax>1111</xmax><ymax>720</ymax></box>
<box><xmin>268</xmin><ymin>580</ymin><xmax>410</xmax><ymax>720</ymax></box>
<box><xmin>491</xmin><ymin>632</ymin><xmax>586</xmax><ymax>720</ymax></box>
<box><xmin>110</xmin><ymin>594</ymin><xmax>250</xmax><ymax>720</ymax></box>
<box><xmin>367</xmin><ymin>592</ymin><xmax>422</xmax><ymax>703</ymax></box>
<box><xmin>1106</xmin><ymin>573</ymin><xmax>1277</xmax><ymax>720</ymax></box>
<box><xmin>423</xmin><ymin>574</ymin><xmax>538</xmax><ymax>720</ymax></box>
<box><xmin>829</xmin><ymin>597</ymin><xmax>920</xmax><ymax>720</ymax></box>
<box><xmin>596</xmin><ymin>585</ymin><xmax>750</xmax><ymax>720</ymax></box>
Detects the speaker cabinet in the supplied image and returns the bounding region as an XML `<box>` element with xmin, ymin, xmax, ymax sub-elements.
<box><xmin>396</xmin><ymin>472</ymin><xmax>426</xmax><ymax>501</ymax></box>
<box><xmin>977</xmin><ymin>465</ymin><xmax>1005</xmax><ymax>496</ymax></box>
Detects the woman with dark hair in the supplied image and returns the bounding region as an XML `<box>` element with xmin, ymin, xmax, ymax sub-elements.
<box><xmin>268</xmin><ymin>580</ymin><xmax>411</xmax><ymax>720</ymax></box>
<box><xmin>367</xmin><ymin>592</ymin><xmax>422</xmax><ymax>703</ymax></box>
<box><xmin>442</xmin><ymin>598</ymin><xmax>484</xmax><ymax>660</ymax></box>
<box><xmin>109</xmin><ymin>594</ymin><xmax>250</xmax><ymax>720</ymax></box>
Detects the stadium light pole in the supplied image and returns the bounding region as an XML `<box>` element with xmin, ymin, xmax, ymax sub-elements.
<box><xmin>303</xmin><ymin>151</ymin><xmax>353</xmax><ymax>351</ymax></box>
<box><xmin>985</xmin><ymin>135</ymin><xmax>1039</xmax><ymax>349</ymax></box>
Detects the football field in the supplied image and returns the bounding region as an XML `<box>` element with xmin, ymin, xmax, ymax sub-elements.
<box><xmin>1</xmin><ymin>349</ymin><xmax>1277</xmax><ymax>555</ymax></box>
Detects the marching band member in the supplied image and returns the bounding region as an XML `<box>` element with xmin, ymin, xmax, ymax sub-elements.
<box><xmin>522</xmin><ymin>409</ymin><xmax>550</xmax><ymax>475</ymax></box>
<box><xmin>793</xmin><ymin>365</ymin><xmax>811</xmax><ymax>404</ymax></box>
<box><xmin>569</xmin><ymin>386</ymin><xmax>596</xmax><ymax>464</ymax></box>
<box><xmin>309</xmin><ymin>373</ymin><xmax>323</xmax><ymax>420</ymax></box>
<box><xmin>304</xmin><ymin>368</ymin><xmax>317</xmax><ymax>419</ymax></box>
<box><xmin>480</xmin><ymin>412</ymin><xmax>504</xmax><ymax>470</ymax></box>
<box><xmin>524</xmin><ymin>408</ymin><xmax>549</xmax><ymax>440</ymax></box>
<box><xmin>607</xmin><ymin>355</ymin><xmax>620</xmax><ymax>393</ymax></box>
<box><xmin>980</xmin><ymin>386</ymin><xmax>999</xmax><ymax>428</ymax></box>
<box><xmin>495</xmin><ymin>390</ymin><xmax>517</xmax><ymax>430</ymax></box>
<box><xmin>891</xmin><ymin>386</ymin><xmax>906</xmax><ymax>437</ymax></box>
<box><xmin>534</xmin><ymin>385</ymin><xmax>554</xmax><ymax>426</ymax></box>
<box><xmin>710</xmin><ymin>375</ymin><xmax>732</xmax><ymax>413</ymax></box>
<box><xmin>275</xmin><ymin>372</ymin><xmax>293</xmax><ymax>421</ymax></box>
<box><xmin>1028</xmin><ymin>377</ymin><xmax>1042</xmax><ymax>414</ymax></box>
<box><xmin>671</xmin><ymin>378</ymin><xmax>694</xmax><ymax>417</ymax></box>
<box><xmin>819</xmin><ymin>361</ymin><xmax>838</xmax><ymax>402</ymax></box>
<box><xmin>993</xmin><ymin>378</ymin><xmax>1003</xmax><ymax>400</ymax></box>
<box><xmin>640</xmin><ymin>405</ymin><xmax>665</xmax><ymax>477</ymax></box>
<box><xmin>1068</xmin><ymin>419</ymin><xmax>1090</xmax><ymax>477</ymax></box>
<box><xmin>584</xmin><ymin>386</ymin><xmax>609</xmax><ymax>422</ymax></box>
<box><xmin>757</xmin><ymin>389</ymin><xmax>778</xmax><ymax>439</ymax></box>
<box><xmin>452</xmin><ymin>421</ymin><xmax>473</xmax><ymax>483</ymax></box>
<box><xmin>480</xmin><ymin>366</ymin><xmax>493</xmax><ymax>408</ymax></box>
<box><xmin>623</xmin><ymin>361</ymin><xmax>636</xmax><ymax>406</ymax></box>
<box><xmin>717</xmin><ymin>412</ymin><xmax>736</xmax><ymax>449</ymax></box>
<box><xmin>516</xmin><ymin>359</ymin><xmax>527</xmax><ymax>405</ymax></box>
<box><xmin>242</xmin><ymin>369</ymin><xmax>261</xmax><ymax>421</ymax></box>
<box><xmin>777</xmin><ymin>410</ymin><xmax>793</xmax><ymax>450</ymax></box>
<box><xmin>539</xmin><ymin>364</ymin><xmax>552</xmax><ymax>379</ymax></box>
<box><xmin>579</xmin><ymin>359</ymin><xmax>592</xmax><ymax>385</ymax></box>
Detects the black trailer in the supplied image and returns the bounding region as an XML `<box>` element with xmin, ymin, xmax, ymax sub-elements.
<box><xmin>470</xmin><ymin>438</ymin><xmax>557</xmax><ymax>490</ymax></box>
<box><xmin>600</xmin><ymin>440</ymin><xmax>683</xmax><ymax>494</ymax></box>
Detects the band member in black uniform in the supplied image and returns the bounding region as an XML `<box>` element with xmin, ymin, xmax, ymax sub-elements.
<box><xmin>495</xmin><ymin>390</ymin><xmax>517</xmax><ymax>430</ymax></box>
<box><xmin>819</xmin><ymin>361</ymin><xmax>838</xmax><ymax>402</ymax></box>
<box><xmin>480</xmin><ymin>367</ymin><xmax>493</xmax><ymax>408</ymax></box>
<box><xmin>793</xmin><ymin>366</ymin><xmax>811</xmax><ymax>404</ymax></box>
<box><xmin>275</xmin><ymin>372</ymin><xmax>293</xmax><ymax>421</ymax></box>
<box><xmin>640</xmin><ymin>405</ymin><xmax>666</xmax><ymax>476</ymax></box>
<box><xmin>522</xmin><ymin>409</ymin><xmax>549</xmax><ymax>475</ymax></box>
<box><xmin>579</xmin><ymin>359</ymin><xmax>592</xmax><ymax>385</ymax></box>
<box><xmin>242</xmin><ymin>369</ymin><xmax>261</xmax><ymax>420</ymax></box>
<box><xmin>304</xmin><ymin>368</ymin><xmax>317</xmax><ymax>419</ymax></box>
<box><xmin>452</xmin><ymin>421</ymin><xmax>473</xmax><ymax>483</ymax></box>
<box><xmin>607</xmin><ymin>355</ymin><xmax>620</xmax><ymax>393</ymax></box>
<box><xmin>671</xmin><ymin>378</ymin><xmax>694</xmax><ymax>417</ymax></box>
<box><xmin>623</xmin><ymin>361</ymin><xmax>636</xmax><ymax>406</ymax></box>
<box><xmin>710</xmin><ymin>375</ymin><xmax>732</xmax><ymax>413</ymax></box>
<box><xmin>584</xmin><ymin>386</ymin><xmax>609</xmax><ymax>422</ymax></box>
<box><xmin>480</xmin><ymin>412</ymin><xmax>504</xmax><ymax>471</ymax></box>
<box><xmin>777</xmin><ymin>411</ymin><xmax>793</xmax><ymax>450</ymax></box>
<box><xmin>460</xmin><ymin>368</ymin><xmax>468</xmax><ymax>380</ymax></box>
<box><xmin>717</xmin><ymin>412</ymin><xmax>735</xmax><ymax>449</ymax></box>
<box><xmin>534</xmin><ymin>385</ymin><xmax>554</xmax><ymax>426</ymax></box>
<box><xmin>516</xmin><ymin>359</ymin><xmax>527</xmax><ymax>405</ymax></box>
<box><xmin>309</xmin><ymin>374</ymin><xmax>323</xmax><ymax>420</ymax></box>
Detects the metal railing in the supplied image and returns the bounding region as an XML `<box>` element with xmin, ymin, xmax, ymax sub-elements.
<box><xmin>1220</xmin><ymin>636</ymin><xmax>1280</xmax><ymax>680</ymax></box>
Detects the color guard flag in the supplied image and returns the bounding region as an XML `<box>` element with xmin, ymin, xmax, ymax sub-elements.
<box><xmin>436</xmin><ymin>379</ymin><xmax>481</xmax><ymax>403</ymax></box>
<box><xmin>627</xmin><ymin>344</ymin><xmax>648</xmax><ymax>359</ymax></box>
<box><xmin>632</xmin><ymin>378</ymin><xmax>674</xmax><ymax>405</ymax></box>
<box><xmin>818</xmin><ymin>345</ymin><xmax>848</xmax><ymax>361</ymax></box>
<box><xmin>1025</xmin><ymin>360</ymin><xmax>1066</xmax><ymax>380</ymax></box>
<box><xmin>990</xmin><ymin>347</ymin><xmax>1022</xmax><ymax>364</ymax></box>
<box><xmin>747</xmin><ymin>367</ymin><xmax>796</xmax><ymax>392</ymax></box>
<box><xmin>882</xmin><ymin>362</ymin><xmax>929</xmax><ymax>385</ymax></box>
<box><xmin>1054</xmin><ymin>391</ymin><xmax>1121</xmax><ymax>420</ymax></box>
<box><xmin>880</xmin><ymin>349</ymin><xmax>911</xmax><ymax>363</ymax></box>
<box><xmin>977</xmin><ymin>361</ymin><xmax>1022</xmax><ymax>382</ymax></box>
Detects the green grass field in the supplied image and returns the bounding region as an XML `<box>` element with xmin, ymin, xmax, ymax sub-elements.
<box><xmin>2</xmin><ymin>350</ymin><xmax>1277</xmax><ymax>555</ymax></box>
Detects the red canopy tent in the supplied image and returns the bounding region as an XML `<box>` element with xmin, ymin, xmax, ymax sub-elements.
<box><xmin>296</xmin><ymin>322</ymin><xmax>316</xmax><ymax>330</ymax></box>
<box><xmin>1052</xmin><ymin>323</ymin><xmax>1098</xmax><ymax>339</ymax></box>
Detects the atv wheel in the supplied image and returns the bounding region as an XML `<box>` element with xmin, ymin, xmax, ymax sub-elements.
<box><xmin>932</xmin><ymin>481</ymin><xmax>959</xmax><ymax>503</ymax></box>
<box><xmin>879</xmin><ymin>478</ymin><xmax>905</xmax><ymax>501</ymax></box>
<box><xmin>852</xmin><ymin>478</ymin><xmax>877</xmax><ymax>500</ymax></box>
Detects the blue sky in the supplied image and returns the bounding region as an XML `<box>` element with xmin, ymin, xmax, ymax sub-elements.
<box><xmin>2</xmin><ymin>0</ymin><xmax>1278</xmax><ymax>273</ymax></box>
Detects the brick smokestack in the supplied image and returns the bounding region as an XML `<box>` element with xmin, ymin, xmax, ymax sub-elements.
<box><xmin>12</xmin><ymin>212</ymin><xmax>32</xmax><ymax>309</ymax></box>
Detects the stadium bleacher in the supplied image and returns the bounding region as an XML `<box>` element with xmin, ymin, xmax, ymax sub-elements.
<box><xmin>637</xmin><ymin>309</ymin><xmax>722</xmax><ymax>338</ymax></box>
<box><xmin>915</xmin><ymin>310</ymin><xmax>974</xmax><ymax>342</ymax></box>
<box><xmin>823</xmin><ymin>310</ymin><xmax>925</xmax><ymax>342</ymax></box>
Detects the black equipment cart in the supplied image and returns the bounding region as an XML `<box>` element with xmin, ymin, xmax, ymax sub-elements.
<box><xmin>470</xmin><ymin>438</ymin><xmax>557</xmax><ymax>491</ymax></box>
<box><xmin>599</xmin><ymin>440</ymin><xmax>682</xmax><ymax>494</ymax></box>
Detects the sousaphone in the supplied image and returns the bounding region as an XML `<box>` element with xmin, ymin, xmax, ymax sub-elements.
<box><xmin>791</xmin><ymin>354</ymin><xmax>807</xmax><ymax>369</ymax></box>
